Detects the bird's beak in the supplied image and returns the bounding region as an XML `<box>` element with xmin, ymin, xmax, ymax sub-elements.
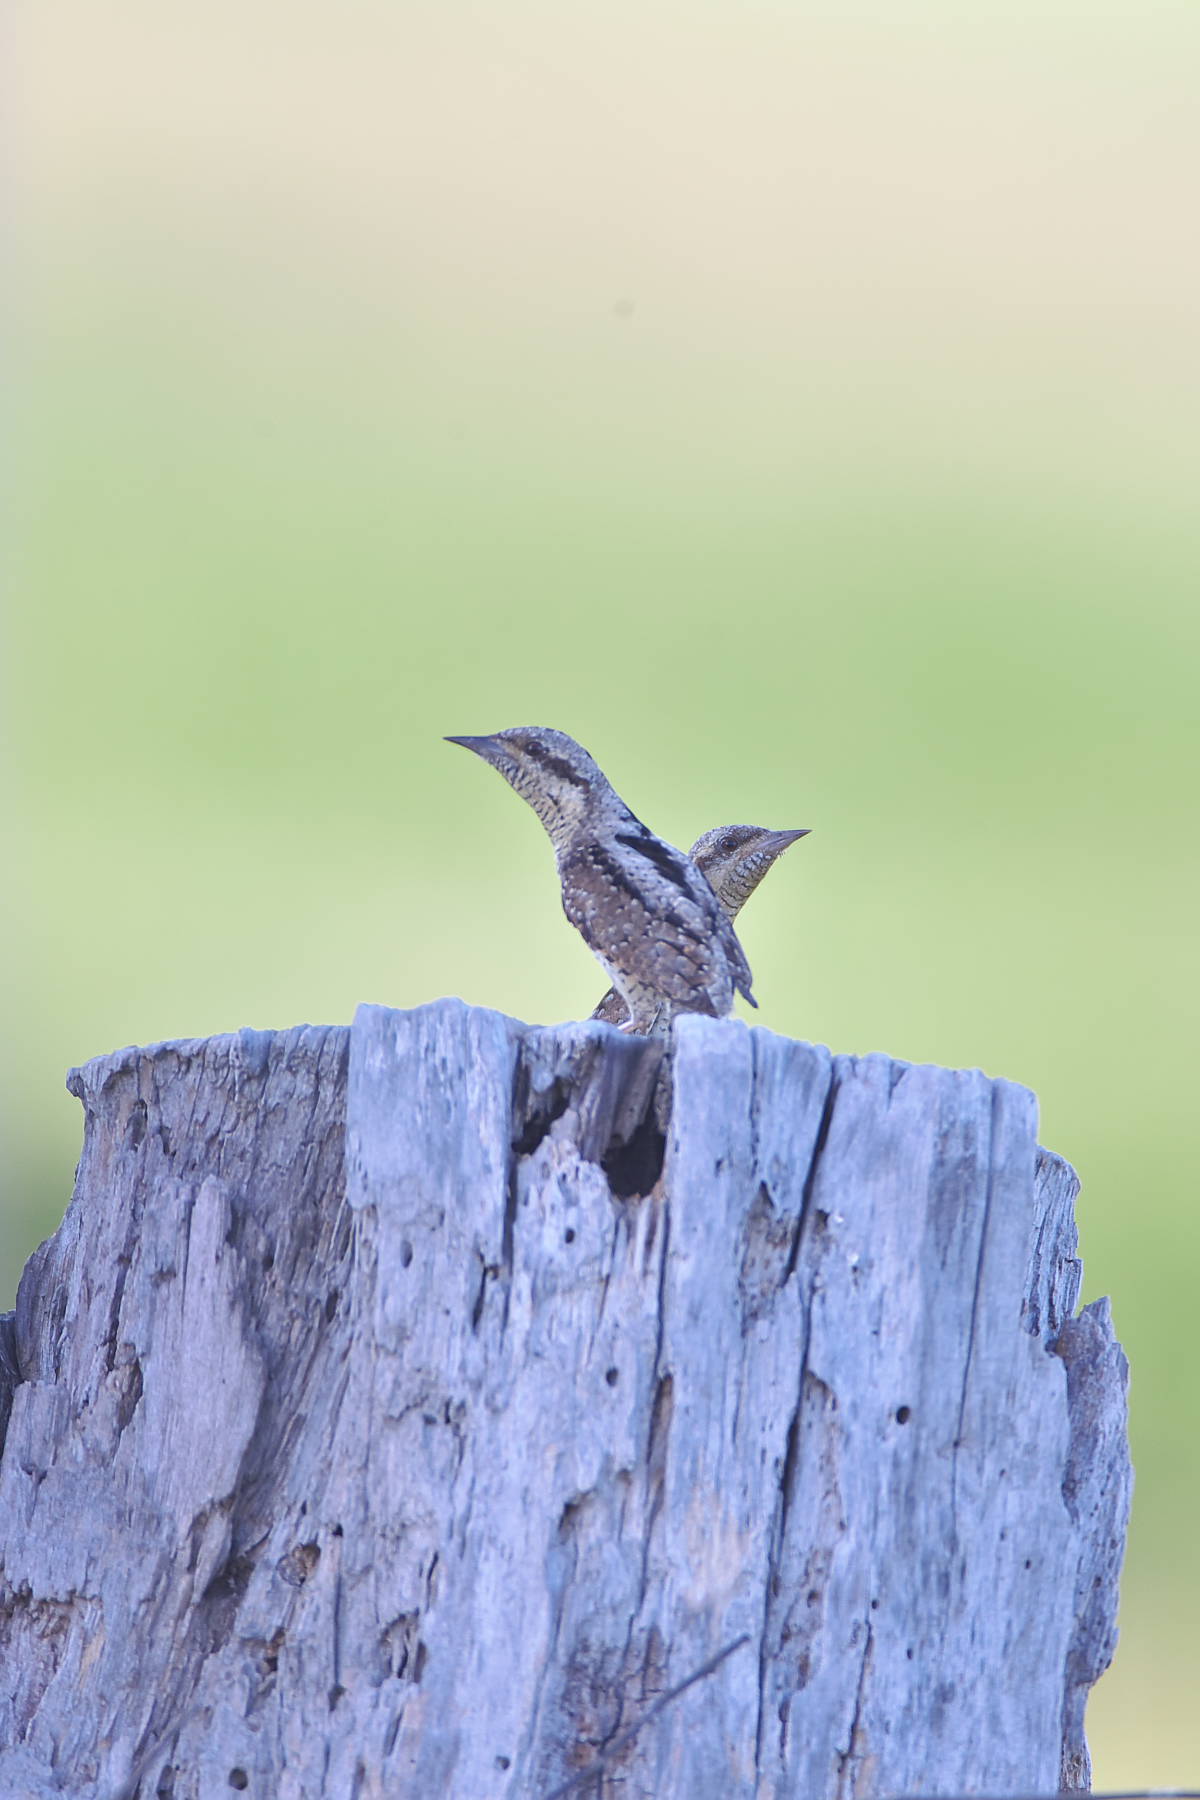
<box><xmin>446</xmin><ymin>734</ymin><xmax>503</xmax><ymax>764</ymax></box>
<box><xmin>445</xmin><ymin>733</ymin><xmax>522</xmax><ymax>785</ymax></box>
<box><xmin>769</xmin><ymin>828</ymin><xmax>811</xmax><ymax>853</ymax></box>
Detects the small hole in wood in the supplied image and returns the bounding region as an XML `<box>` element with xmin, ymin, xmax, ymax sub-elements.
<box><xmin>127</xmin><ymin>1099</ymin><xmax>148</xmax><ymax>1150</ymax></box>
<box><xmin>895</xmin><ymin>1405</ymin><xmax>911</xmax><ymax>1424</ymax></box>
<box><xmin>605</xmin><ymin>1367</ymin><xmax>619</xmax><ymax>1387</ymax></box>
<box><xmin>495</xmin><ymin>1755</ymin><xmax>511</xmax><ymax>1771</ymax></box>
<box><xmin>400</xmin><ymin>1240</ymin><xmax>413</xmax><ymax>1269</ymax></box>
<box><xmin>228</xmin><ymin>1773</ymin><xmax>248</xmax><ymax>1791</ymax></box>
<box><xmin>564</xmin><ymin>1228</ymin><xmax>576</xmax><ymax>1244</ymax></box>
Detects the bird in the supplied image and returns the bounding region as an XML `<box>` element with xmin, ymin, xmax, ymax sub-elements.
<box><xmin>445</xmin><ymin>727</ymin><xmax>758</xmax><ymax>1034</ymax></box>
<box><xmin>590</xmin><ymin>823</ymin><xmax>810</xmax><ymax>1026</ymax></box>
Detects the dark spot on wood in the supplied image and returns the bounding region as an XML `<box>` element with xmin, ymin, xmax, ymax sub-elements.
<box><xmin>739</xmin><ymin>1182</ymin><xmax>794</xmax><ymax>1325</ymax></box>
<box><xmin>203</xmin><ymin>1552</ymin><xmax>254</xmax><ymax>1608</ymax></box>
<box><xmin>511</xmin><ymin>1074</ymin><xmax>570</xmax><ymax>1157</ymax></box>
<box><xmin>564</xmin><ymin>1228</ymin><xmax>576</xmax><ymax>1244</ymax></box>
<box><xmin>399</xmin><ymin>1240</ymin><xmax>413</xmax><ymax>1268</ymax></box>
<box><xmin>324</xmin><ymin>1289</ymin><xmax>339</xmax><ymax>1322</ymax></box>
<box><xmin>647</xmin><ymin>1373</ymin><xmax>674</xmax><ymax>1483</ymax></box>
<box><xmin>275</xmin><ymin>1541</ymin><xmax>320</xmax><ymax>1588</ymax></box>
<box><xmin>601</xmin><ymin>1114</ymin><xmax>664</xmax><ymax>1198</ymax></box>
<box><xmin>551</xmin><ymin>1629</ymin><xmax>667</xmax><ymax>1789</ymax></box>
<box><xmin>114</xmin><ymin>1356</ymin><xmax>143</xmax><ymax>1435</ymax></box>
<box><xmin>895</xmin><ymin>1405</ymin><xmax>911</xmax><ymax>1424</ymax></box>
<box><xmin>228</xmin><ymin>1772</ymin><xmax>248</xmax><ymax>1791</ymax></box>
<box><xmin>559</xmin><ymin>1494</ymin><xmax>590</xmax><ymax>1538</ymax></box>
<box><xmin>495</xmin><ymin>1753</ymin><xmax>511</xmax><ymax>1770</ymax></box>
<box><xmin>256</xmin><ymin>1626</ymin><xmax>285</xmax><ymax>1679</ymax></box>
<box><xmin>126</xmin><ymin>1100</ymin><xmax>148</xmax><ymax>1150</ymax></box>
<box><xmin>377</xmin><ymin>1612</ymin><xmax>424</xmax><ymax>1682</ymax></box>
<box><xmin>605</xmin><ymin>1367</ymin><xmax>619</xmax><ymax>1386</ymax></box>
<box><xmin>471</xmin><ymin>1257</ymin><xmax>488</xmax><ymax>1332</ymax></box>
<box><xmin>200</xmin><ymin>1548</ymin><xmax>255</xmax><ymax>1656</ymax></box>
<box><xmin>777</xmin><ymin>1397</ymin><xmax>805</xmax><ymax>1541</ymax></box>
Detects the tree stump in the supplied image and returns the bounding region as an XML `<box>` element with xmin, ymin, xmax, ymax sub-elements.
<box><xmin>0</xmin><ymin>1001</ymin><xmax>1131</xmax><ymax>1798</ymax></box>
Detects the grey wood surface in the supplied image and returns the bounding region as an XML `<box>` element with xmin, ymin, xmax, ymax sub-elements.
<box><xmin>0</xmin><ymin>1002</ymin><xmax>1131</xmax><ymax>1798</ymax></box>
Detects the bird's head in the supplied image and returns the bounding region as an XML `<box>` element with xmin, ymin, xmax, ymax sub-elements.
<box><xmin>445</xmin><ymin>727</ymin><xmax>610</xmax><ymax>849</ymax></box>
<box><xmin>689</xmin><ymin>824</ymin><xmax>810</xmax><ymax>919</ymax></box>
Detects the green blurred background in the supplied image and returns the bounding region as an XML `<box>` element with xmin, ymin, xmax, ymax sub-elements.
<box><xmin>7</xmin><ymin>0</ymin><xmax>1199</xmax><ymax>1779</ymax></box>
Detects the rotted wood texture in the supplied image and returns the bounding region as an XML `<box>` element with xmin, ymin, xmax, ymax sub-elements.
<box><xmin>0</xmin><ymin>1001</ymin><xmax>1130</xmax><ymax>1799</ymax></box>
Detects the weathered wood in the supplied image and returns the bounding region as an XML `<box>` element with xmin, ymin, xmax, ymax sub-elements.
<box><xmin>0</xmin><ymin>1001</ymin><xmax>1130</xmax><ymax>1798</ymax></box>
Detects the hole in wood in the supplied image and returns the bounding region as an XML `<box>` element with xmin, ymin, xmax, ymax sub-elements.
<box><xmin>601</xmin><ymin>1116</ymin><xmax>665</xmax><ymax>1199</ymax></box>
<box><xmin>512</xmin><ymin>1076</ymin><xmax>571</xmax><ymax>1156</ymax></box>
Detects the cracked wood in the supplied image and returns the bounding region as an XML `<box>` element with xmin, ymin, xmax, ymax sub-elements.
<box><xmin>0</xmin><ymin>1004</ymin><xmax>1130</xmax><ymax>1797</ymax></box>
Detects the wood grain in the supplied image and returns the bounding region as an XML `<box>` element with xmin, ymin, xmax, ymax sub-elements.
<box><xmin>0</xmin><ymin>1003</ymin><xmax>1130</xmax><ymax>1797</ymax></box>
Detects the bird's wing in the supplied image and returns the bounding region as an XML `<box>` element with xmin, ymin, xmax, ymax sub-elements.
<box><xmin>618</xmin><ymin>829</ymin><xmax>757</xmax><ymax>1007</ymax></box>
<box><xmin>561</xmin><ymin>843</ymin><xmax>730</xmax><ymax>1013</ymax></box>
<box><xmin>714</xmin><ymin>907</ymin><xmax>756</xmax><ymax>1007</ymax></box>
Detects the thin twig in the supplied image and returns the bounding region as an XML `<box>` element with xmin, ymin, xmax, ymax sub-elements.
<box><xmin>544</xmin><ymin>1632</ymin><xmax>751</xmax><ymax>1800</ymax></box>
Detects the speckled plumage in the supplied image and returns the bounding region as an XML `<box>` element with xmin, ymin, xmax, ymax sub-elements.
<box><xmin>590</xmin><ymin>823</ymin><xmax>809</xmax><ymax>1026</ymax></box>
<box><xmin>446</xmin><ymin>727</ymin><xmax>757</xmax><ymax>1033</ymax></box>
